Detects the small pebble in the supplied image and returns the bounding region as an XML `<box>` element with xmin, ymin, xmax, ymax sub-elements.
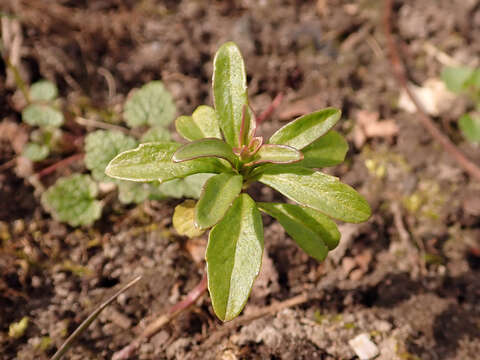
<box><xmin>31</xmin><ymin>276</ymin><xmax>42</xmax><ymax>288</ymax></box>
<box><xmin>348</xmin><ymin>333</ymin><xmax>379</xmax><ymax>360</ymax></box>
<box><xmin>374</xmin><ymin>320</ymin><xmax>392</xmax><ymax>332</ymax></box>
<box><xmin>108</xmin><ymin>308</ymin><xmax>132</xmax><ymax>329</ymax></box>
<box><xmin>13</xmin><ymin>219</ymin><xmax>25</xmax><ymax>234</ymax></box>
<box><xmin>221</xmin><ymin>349</ymin><xmax>238</xmax><ymax>360</ymax></box>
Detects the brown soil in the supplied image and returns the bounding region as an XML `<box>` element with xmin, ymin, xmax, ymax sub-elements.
<box><xmin>1</xmin><ymin>1</ymin><xmax>479</xmax><ymax>359</ymax></box>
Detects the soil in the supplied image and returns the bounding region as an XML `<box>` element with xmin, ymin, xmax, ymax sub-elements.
<box><xmin>1</xmin><ymin>0</ymin><xmax>480</xmax><ymax>359</ymax></box>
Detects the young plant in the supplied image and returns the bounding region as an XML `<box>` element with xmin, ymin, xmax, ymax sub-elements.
<box><xmin>106</xmin><ymin>42</ymin><xmax>371</xmax><ymax>321</ymax></box>
<box><xmin>42</xmin><ymin>80</ymin><xmax>212</xmax><ymax>226</ymax></box>
<box><xmin>442</xmin><ymin>66</ymin><xmax>480</xmax><ymax>144</ymax></box>
<box><xmin>41</xmin><ymin>174</ymin><xmax>102</xmax><ymax>227</ymax></box>
<box><xmin>22</xmin><ymin>79</ymin><xmax>64</xmax><ymax>161</ymax></box>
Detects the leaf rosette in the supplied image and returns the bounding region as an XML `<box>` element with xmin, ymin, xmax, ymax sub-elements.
<box><xmin>106</xmin><ymin>41</ymin><xmax>371</xmax><ymax>321</ymax></box>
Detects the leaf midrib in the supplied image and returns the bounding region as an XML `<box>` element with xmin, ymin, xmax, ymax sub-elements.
<box><xmin>260</xmin><ymin>172</ymin><xmax>369</xmax><ymax>221</ymax></box>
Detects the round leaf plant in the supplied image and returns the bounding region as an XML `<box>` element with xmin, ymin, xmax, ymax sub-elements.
<box><xmin>106</xmin><ymin>42</ymin><xmax>371</xmax><ymax>321</ymax></box>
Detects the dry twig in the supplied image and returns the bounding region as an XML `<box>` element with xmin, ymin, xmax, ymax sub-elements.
<box><xmin>75</xmin><ymin>117</ymin><xmax>129</xmax><ymax>134</ymax></box>
<box><xmin>36</xmin><ymin>153</ymin><xmax>84</xmax><ymax>178</ymax></box>
<box><xmin>50</xmin><ymin>276</ymin><xmax>142</xmax><ymax>360</ymax></box>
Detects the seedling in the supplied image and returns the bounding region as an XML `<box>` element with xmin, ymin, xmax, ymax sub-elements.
<box><xmin>41</xmin><ymin>174</ymin><xmax>102</xmax><ymax>227</ymax></box>
<box><xmin>442</xmin><ymin>66</ymin><xmax>480</xmax><ymax>144</ymax></box>
<box><xmin>21</xmin><ymin>79</ymin><xmax>64</xmax><ymax>162</ymax></box>
<box><xmin>106</xmin><ymin>42</ymin><xmax>371</xmax><ymax>321</ymax></box>
<box><xmin>41</xmin><ymin>80</ymin><xmax>213</xmax><ymax>226</ymax></box>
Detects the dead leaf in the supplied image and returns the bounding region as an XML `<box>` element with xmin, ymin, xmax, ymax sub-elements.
<box><xmin>0</xmin><ymin>120</ymin><xmax>28</xmax><ymax>154</ymax></box>
<box><xmin>398</xmin><ymin>78</ymin><xmax>456</xmax><ymax>116</ymax></box>
<box><xmin>353</xmin><ymin>110</ymin><xmax>399</xmax><ymax>148</ymax></box>
<box><xmin>185</xmin><ymin>238</ymin><xmax>206</xmax><ymax>264</ymax></box>
<box><xmin>14</xmin><ymin>156</ymin><xmax>33</xmax><ymax>178</ymax></box>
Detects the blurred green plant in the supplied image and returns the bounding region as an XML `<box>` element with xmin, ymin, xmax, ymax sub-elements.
<box><xmin>84</xmin><ymin>130</ymin><xmax>138</xmax><ymax>183</ymax></box>
<box><xmin>106</xmin><ymin>42</ymin><xmax>371</xmax><ymax>321</ymax></box>
<box><xmin>41</xmin><ymin>174</ymin><xmax>102</xmax><ymax>227</ymax></box>
<box><xmin>123</xmin><ymin>81</ymin><xmax>176</xmax><ymax>128</ymax></box>
<box><xmin>21</xmin><ymin>80</ymin><xmax>64</xmax><ymax>161</ymax></box>
<box><xmin>33</xmin><ymin>78</ymin><xmax>213</xmax><ymax>226</ymax></box>
<box><xmin>441</xmin><ymin>66</ymin><xmax>480</xmax><ymax>144</ymax></box>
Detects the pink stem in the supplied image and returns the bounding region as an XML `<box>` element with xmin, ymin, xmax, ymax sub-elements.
<box><xmin>238</xmin><ymin>105</ymin><xmax>247</xmax><ymax>146</ymax></box>
<box><xmin>170</xmin><ymin>273</ymin><xmax>207</xmax><ymax>314</ymax></box>
<box><xmin>256</xmin><ymin>93</ymin><xmax>284</xmax><ymax>124</ymax></box>
<box><xmin>37</xmin><ymin>153</ymin><xmax>84</xmax><ymax>178</ymax></box>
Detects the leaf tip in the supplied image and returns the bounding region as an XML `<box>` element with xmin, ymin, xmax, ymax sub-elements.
<box><xmin>218</xmin><ymin>41</ymin><xmax>241</xmax><ymax>53</ymax></box>
<box><xmin>104</xmin><ymin>153</ymin><xmax>123</xmax><ymax>179</ymax></box>
<box><xmin>351</xmin><ymin>198</ymin><xmax>372</xmax><ymax>223</ymax></box>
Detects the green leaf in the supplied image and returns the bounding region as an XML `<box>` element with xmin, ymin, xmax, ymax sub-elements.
<box><xmin>441</xmin><ymin>66</ymin><xmax>475</xmax><ymax>94</ymax></box>
<box><xmin>469</xmin><ymin>69</ymin><xmax>480</xmax><ymax>89</ymax></box>
<box><xmin>41</xmin><ymin>174</ymin><xmax>102</xmax><ymax>227</ymax></box>
<box><xmin>154</xmin><ymin>178</ymin><xmax>185</xmax><ymax>199</ymax></box>
<box><xmin>84</xmin><ymin>130</ymin><xmax>138</xmax><ymax>182</ymax></box>
<box><xmin>213</xmin><ymin>42</ymin><xmax>249</xmax><ymax>148</ymax></box>
<box><xmin>22</xmin><ymin>142</ymin><xmax>49</xmax><ymax>162</ymax></box>
<box><xmin>156</xmin><ymin>173</ymin><xmax>214</xmax><ymax>199</ymax></box>
<box><xmin>30</xmin><ymin>127</ymin><xmax>62</xmax><ymax>150</ymax></box>
<box><xmin>123</xmin><ymin>81</ymin><xmax>176</xmax><ymax>128</ymax></box>
<box><xmin>182</xmin><ymin>173</ymin><xmax>215</xmax><ymax>198</ymax></box>
<box><xmin>206</xmin><ymin>193</ymin><xmax>263</xmax><ymax>321</ymax></box>
<box><xmin>258</xmin><ymin>167</ymin><xmax>371</xmax><ymax>223</ymax></box>
<box><xmin>195</xmin><ymin>173</ymin><xmax>243</xmax><ymax>229</ymax></box>
<box><xmin>246</xmin><ymin>144</ymin><xmax>303</xmax><ymax>166</ymax></box>
<box><xmin>172</xmin><ymin>138</ymin><xmax>237</xmax><ymax>167</ymax></box>
<box><xmin>257</xmin><ymin>203</ymin><xmax>340</xmax><ymax>261</ymax></box>
<box><xmin>22</xmin><ymin>104</ymin><xmax>64</xmax><ymax>127</ymax></box>
<box><xmin>464</xmin><ymin>69</ymin><xmax>480</xmax><ymax>93</ymax></box>
<box><xmin>248</xmin><ymin>131</ymin><xmax>348</xmax><ymax>177</ymax></box>
<box><xmin>36</xmin><ymin>336</ymin><xmax>52</xmax><ymax>352</ymax></box>
<box><xmin>298</xmin><ymin>130</ymin><xmax>348</xmax><ymax>168</ymax></box>
<box><xmin>117</xmin><ymin>181</ymin><xmax>151</xmax><ymax>204</ymax></box>
<box><xmin>175</xmin><ymin>105</ymin><xmax>222</xmax><ymax>141</ymax></box>
<box><xmin>140</xmin><ymin>126</ymin><xmax>171</xmax><ymax>143</ymax></box>
<box><xmin>459</xmin><ymin>114</ymin><xmax>480</xmax><ymax>144</ymax></box>
<box><xmin>173</xmin><ymin>200</ymin><xmax>205</xmax><ymax>238</ymax></box>
<box><xmin>105</xmin><ymin>142</ymin><xmax>225</xmax><ymax>182</ymax></box>
<box><xmin>268</xmin><ymin>108</ymin><xmax>341</xmax><ymax>149</ymax></box>
<box><xmin>30</xmin><ymin>80</ymin><xmax>58</xmax><ymax>101</ymax></box>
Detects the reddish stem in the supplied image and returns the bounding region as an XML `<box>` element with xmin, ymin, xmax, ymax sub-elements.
<box><xmin>238</xmin><ymin>105</ymin><xmax>248</xmax><ymax>147</ymax></box>
<box><xmin>256</xmin><ymin>93</ymin><xmax>284</xmax><ymax>124</ymax></box>
<box><xmin>170</xmin><ymin>273</ymin><xmax>207</xmax><ymax>314</ymax></box>
<box><xmin>36</xmin><ymin>153</ymin><xmax>84</xmax><ymax>178</ymax></box>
